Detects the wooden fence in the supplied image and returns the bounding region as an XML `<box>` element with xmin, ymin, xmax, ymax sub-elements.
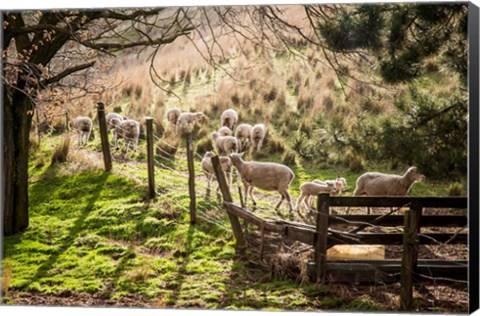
<box><xmin>210</xmin><ymin>155</ymin><xmax>467</xmax><ymax>311</ymax></box>
<box><xmin>95</xmin><ymin>104</ymin><xmax>199</xmax><ymax>224</ymax></box>
<box><xmin>92</xmin><ymin>111</ymin><xmax>468</xmax><ymax>311</ymax></box>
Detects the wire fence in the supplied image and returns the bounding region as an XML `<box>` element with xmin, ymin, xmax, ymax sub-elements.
<box><xmin>79</xmin><ymin>109</ymin><xmax>470</xmax><ymax>310</ymax></box>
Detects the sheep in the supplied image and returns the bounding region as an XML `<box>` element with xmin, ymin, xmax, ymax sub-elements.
<box><xmin>229</xmin><ymin>152</ymin><xmax>295</xmax><ymax>212</ymax></box>
<box><xmin>350</xmin><ymin>167</ymin><xmax>425</xmax><ymax>214</ymax></box>
<box><xmin>307</xmin><ymin>177</ymin><xmax>348</xmax><ymax>208</ymax></box>
<box><xmin>211</xmin><ymin>132</ymin><xmax>239</xmax><ymax>156</ymax></box>
<box><xmin>106</xmin><ymin>112</ymin><xmax>125</xmax><ymax>131</ymax></box>
<box><xmin>251</xmin><ymin>123</ymin><xmax>267</xmax><ymax>152</ymax></box>
<box><xmin>296</xmin><ymin>181</ymin><xmax>336</xmax><ymax>211</ymax></box>
<box><xmin>175</xmin><ymin>111</ymin><xmax>205</xmax><ymax>136</ymax></box>
<box><xmin>220</xmin><ymin>108</ymin><xmax>238</xmax><ymax>130</ymax></box>
<box><xmin>115</xmin><ymin>119</ymin><xmax>140</xmax><ymax>152</ymax></box>
<box><xmin>218</xmin><ymin>126</ymin><xmax>233</xmax><ymax>137</ymax></box>
<box><xmin>313</xmin><ymin>177</ymin><xmax>347</xmax><ymax>196</ymax></box>
<box><xmin>234</xmin><ymin>123</ymin><xmax>253</xmax><ymax>152</ymax></box>
<box><xmin>166</xmin><ymin>107</ymin><xmax>181</xmax><ymax>131</ymax></box>
<box><xmin>71</xmin><ymin>116</ymin><xmax>93</xmax><ymax>146</ymax></box>
<box><xmin>201</xmin><ymin>151</ymin><xmax>232</xmax><ymax>198</ymax></box>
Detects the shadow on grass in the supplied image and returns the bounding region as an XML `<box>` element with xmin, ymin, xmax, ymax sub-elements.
<box><xmin>168</xmin><ymin>225</ymin><xmax>195</xmax><ymax>306</ymax></box>
<box><xmin>26</xmin><ymin>170</ymin><xmax>110</xmax><ymax>285</ymax></box>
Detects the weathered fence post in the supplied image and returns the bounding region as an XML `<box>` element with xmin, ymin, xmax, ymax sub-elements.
<box><xmin>400</xmin><ymin>204</ymin><xmax>421</xmax><ymax>311</ymax></box>
<box><xmin>315</xmin><ymin>193</ymin><xmax>330</xmax><ymax>284</ymax></box>
<box><xmin>96</xmin><ymin>102</ymin><xmax>112</xmax><ymax>172</ymax></box>
<box><xmin>145</xmin><ymin>117</ymin><xmax>155</xmax><ymax>199</ymax></box>
<box><xmin>185</xmin><ymin>132</ymin><xmax>196</xmax><ymax>225</ymax></box>
<box><xmin>211</xmin><ymin>155</ymin><xmax>246</xmax><ymax>252</ymax></box>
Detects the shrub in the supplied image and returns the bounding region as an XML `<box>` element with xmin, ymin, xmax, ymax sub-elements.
<box><xmin>344</xmin><ymin>150</ymin><xmax>365</xmax><ymax>172</ymax></box>
<box><xmin>448</xmin><ymin>182</ymin><xmax>463</xmax><ymax>196</ymax></box>
<box><xmin>263</xmin><ymin>86</ymin><xmax>278</xmax><ymax>102</ymax></box>
<box><xmin>268</xmin><ymin>134</ymin><xmax>286</xmax><ymax>154</ymax></box>
<box><xmin>196</xmin><ymin>138</ymin><xmax>213</xmax><ymax>156</ymax></box>
<box><xmin>282</xmin><ymin>149</ymin><xmax>296</xmax><ymax>166</ymax></box>
<box><xmin>51</xmin><ymin>136</ymin><xmax>71</xmax><ymax>165</ymax></box>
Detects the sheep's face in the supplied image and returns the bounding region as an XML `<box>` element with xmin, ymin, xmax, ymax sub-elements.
<box><xmin>406</xmin><ymin>166</ymin><xmax>425</xmax><ymax>183</ymax></box>
<box><xmin>229</xmin><ymin>152</ymin><xmax>244</xmax><ymax>165</ymax></box>
<box><xmin>205</xmin><ymin>151</ymin><xmax>215</xmax><ymax>158</ymax></box>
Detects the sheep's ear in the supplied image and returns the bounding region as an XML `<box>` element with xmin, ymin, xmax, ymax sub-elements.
<box><xmin>239</xmin><ymin>152</ymin><xmax>245</xmax><ymax>157</ymax></box>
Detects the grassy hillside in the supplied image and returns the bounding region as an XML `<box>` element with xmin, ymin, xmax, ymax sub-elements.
<box><xmin>4</xmin><ymin>6</ymin><xmax>468</xmax><ymax>311</ymax></box>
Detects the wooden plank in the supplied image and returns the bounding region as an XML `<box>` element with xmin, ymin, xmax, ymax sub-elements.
<box><xmin>212</xmin><ymin>157</ymin><xmax>246</xmax><ymax>250</ymax></box>
<box><xmin>329</xmin><ymin>196</ymin><xmax>467</xmax><ymax>208</ymax></box>
<box><xmin>96</xmin><ymin>102</ymin><xmax>112</xmax><ymax>172</ymax></box>
<box><xmin>307</xmin><ymin>260</ymin><xmax>468</xmax><ymax>283</ymax></box>
<box><xmin>145</xmin><ymin>117</ymin><xmax>155</xmax><ymax>199</ymax></box>
<box><xmin>329</xmin><ymin>215</ymin><xmax>467</xmax><ymax>227</ymax></box>
<box><xmin>328</xmin><ymin>232</ymin><xmax>468</xmax><ymax>245</ymax></box>
<box><xmin>285</xmin><ymin>225</ymin><xmax>316</xmax><ymax>244</ymax></box>
<box><xmin>315</xmin><ymin>193</ymin><xmax>330</xmax><ymax>284</ymax></box>
<box><xmin>185</xmin><ymin>132</ymin><xmax>196</xmax><ymax>224</ymax></box>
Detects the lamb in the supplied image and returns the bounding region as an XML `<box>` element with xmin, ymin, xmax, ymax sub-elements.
<box><xmin>296</xmin><ymin>181</ymin><xmax>336</xmax><ymax>211</ymax></box>
<box><xmin>234</xmin><ymin>123</ymin><xmax>253</xmax><ymax>152</ymax></box>
<box><xmin>218</xmin><ymin>126</ymin><xmax>233</xmax><ymax>137</ymax></box>
<box><xmin>350</xmin><ymin>167</ymin><xmax>425</xmax><ymax>214</ymax></box>
<box><xmin>307</xmin><ymin>177</ymin><xmax>348</xmax><ymax>208</ymax></box>
<box><xmin>211</xmin><ymin>132</ymin><xmax>239</xmax><ymax>156</ymax></box>
<box><xmin>313</xmin><ymin>177</ymin><xmax>347</xmax><ymax>196</ymax></box>
<box><xmin>175</xmin><ymin>111</ymin><xmax>205</xmax><ymax>136</ymax></box>
<box><xmin>71</xmin><ymin>116</ymin><xmax>93</xmax><ymax>146</ymax></box>
<box><xmin>251</xmin><ymin>123</ymin><xmax>267</xmax><ymax>152</ymax></box>
<box><xmin>166</xmin><ymin>107</ymin><xmax>181</xmax><ymax>131</ymax></box>
<box><xmin>220</xmin><ymin>108</ymin><xmax>238</xmax><ymax>130</ymax></box>
<box><xmin>201</xmin><ymin>151</ymin><xmax>232</xmax><ymax>197</ymax></box>
<box><xmin>229</xmin><ymin>152</ymin><xmax>295</xmax><ymax>212</ymax></box>
<box><xmin>115</xmin><ymin>119</ymin><xmax>140</xmax><ymax>152</ymax></box>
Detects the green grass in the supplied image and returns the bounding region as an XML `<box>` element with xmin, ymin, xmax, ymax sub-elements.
<box><xmin>4</xmin><ymin>135</ymin><xmax>387</xmax><ymax>310</ymax></box>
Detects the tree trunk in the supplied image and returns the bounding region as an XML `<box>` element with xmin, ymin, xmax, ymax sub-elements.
<box><xmin>2</xmin><ymin>85</ymin><xmax>33</xmax><ymax>236</ymax></box>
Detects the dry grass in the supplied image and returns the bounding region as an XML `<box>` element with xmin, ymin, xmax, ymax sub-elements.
<box><xmin>51</xmin><ymin>136</ymin><xmax>71</xmax><ymax>165</ymax></box>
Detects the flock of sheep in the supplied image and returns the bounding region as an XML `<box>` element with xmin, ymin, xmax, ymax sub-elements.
<box><xmin>71</xmin><ymin>113</ymin><xmax>141</xmax><ymax>152</ymax></box>
<box><xmin>70</xmin><ymin>107</ymin><xmax>426</xmax><ymax>214</ymax></box>
<box><xmin>165</xmin><ymin>107</ymin><xmax>426</xmax><ymax>214</ymax></box>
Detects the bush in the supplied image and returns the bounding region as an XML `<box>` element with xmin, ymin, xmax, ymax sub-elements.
<box><xmin>282</xmin><ymin>149</ymin><xmax>296</xmax><ymax>166</ymax></box>
<box><xmin>51</xmin><ymin>136</ymin><xmax>71</xmax><ymax>164</ymax></box>
<box><xmin>196</xmin><ymin>138</ymin><xmax>213</xmax><ymax>156</ymax></box>
<box><xmin>268</xmin><ymin>134</ymin><xmax>286</xmax><ymax>154</ymax></box>
<box><xmin>344</xmin><ymin>150</ymin><xmax>364</xmax><ymax>172</ymax></box>
<box><xmin>448</xmin><ymin>182</ymin><xmax>463</xmax><ymax>196</ymax></box>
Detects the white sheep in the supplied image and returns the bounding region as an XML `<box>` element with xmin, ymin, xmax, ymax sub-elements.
<box><xmin>106</xmin><ymin>112</ymin><xmax>126</xmax><ymax>142</ymax></box>
<box><xmin>229</xmin><ymin>152</ymin><xmax>295</xmax><ymax>212</ymax></box>
<box><xmin>218</xmin><ymin>126</ymin><xmax>233</xmax><ymax>137</ymax></box>
<box><xmin>175</xmin><ymin>111</ymin><xmax>205</xmax><ymax>136</ymax></box>
<box><xmin>251</xmin><ymin>123</ymin><xmax>267</xmax><ymax>152</ymax></box>
<box><xmin>296</xmin><ymin>181</ymin><xmax>336</xmax><ymax>211</ymax></box>
<box><xmin>307</xmin><ymin>178</ymin><xmax>348</xmax><ymax>208</ymax></box>
<box><xmin>353</xmin><ymin>167</ymin><xmax>424</xmax><ymax>196</ymax></box>
<box><xmin>201</xmin><ymin>151</ymin><xmax>232</xmax><ymax>197</ymax></box>
<box><xmin>234</xmin><ymin>123</ymin><xmax>253</xmax><ymax>152</ymax></box>
<box><xmin>350</xmin><ymin>167</ymin><xmax>425</xmax><ymax>214</ymax></box>
<box><xmin>220</xmin><ymin>108</ymin><xmax>238</xmax><ymax>130</ymax></box>
<box><xmin>166</xmin><ymin>107</ymin><xmax>181</xmax><ymax>131</ymax></box>
<box><xmin>211</xmin><ymin>132</ymin><xmax>239</xmax><ymax>156</ymax></box>
<box><xmin>71</xmin><ymin>116</ymin><xmax>93</xmax><ymax>146</ymax></box>
<box><xmin>115</xmin><ymin>119</ymin><xmax>140</xmax><ymax>152</ymax></box>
